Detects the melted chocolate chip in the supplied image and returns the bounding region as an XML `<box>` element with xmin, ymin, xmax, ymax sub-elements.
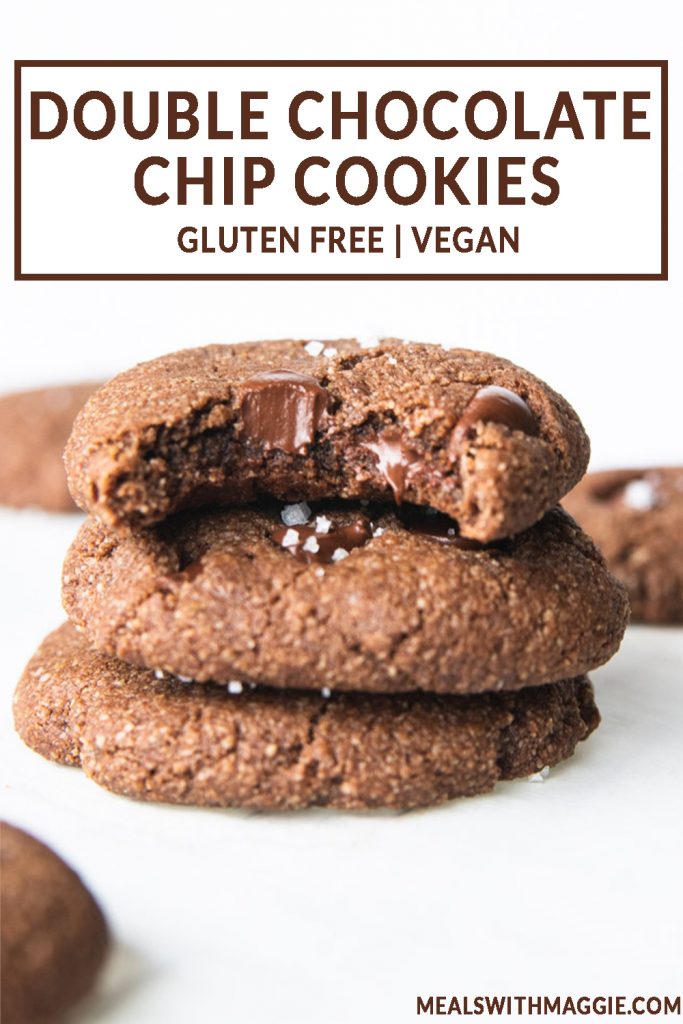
<box><xmin>238</xmin><ymin>370</ymin><xmax>329</xmax><ymax>454</ymax></box>
<box><xmin>399</xmin><ymin>506</ymin><xmax>485</xmax><ymax>550</ymax></box>
<box><xmin>365</xmin><ymin>428</ymin><xmax>420</xmax><ymax>504</ymax></box>
<box><xmin>449</xmin><ymin>385</ymin><xmax>538</xmax><ymax>459</ymax></box>
<box><xmin>272</xmin><ymin>517</ymin><xmax>372</xmax><ymax>564</ymax></box>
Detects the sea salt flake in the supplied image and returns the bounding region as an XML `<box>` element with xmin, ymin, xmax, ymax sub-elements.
<box><xmin>359</xmin><ymin>337</ymin><xmax>380</xmax><ymax>349</ymax></box>
<box><xmin>331</xmin><ymin>548</ymin><xmax>349</xmax><ymax>562</ymax></box>
<box><xmin>526</xmin><ymin>766</ymin><xmax>550</xmax><ymax>783</ymax></box>
<box><xmin>372</xmin><ymin>526</ymin><xmax>385</xmax><ymax>537</ymax></box>
<box><xmin>321</xmin><ymin>687</ymin><xmax>332</xmax><ymax>698</ymax></box>
<box><xmin>177</xmin><ymin>675</ymin><xmax>193</xmax><ymax>684</ymax></box>
<box><xmin>281</xmin><ymin>528</ymin><xmax>300</xmax><ymax>546</ymax></box>
<box><xmin>303</xmin><ymin>536</ymin><xmax>320</xmax><ymax>553</ymax></box>
<box><xmin>323</xmin><ymin>347</ymin><xmax>338</xmax><ymax>357</ymax></box>
<box><xmin>314</xmin><ymin>567</ymin><xmax>325</xmax><ymax>578</ymax></box>
<box><xmin>305</xmin><ymin>341</ymin><xmax>324</xmax><ymax>356</ymax></box>
<box><xmin>281</xmin><ymin>502</ymin><xmax>311</xmax><ymax>526</ymax></box>
<box><xmin>315</xmin><ymin>515</ymin><xmax>332</xmax><ymax>534</ymax></box>
<box><xmin>387</xmin><ymin>355</ymin><xmax>398</xmax><ymax>365</ymax></box>
<box><xmin>622</xmin><ymin>479</ymin><xmax>657</xmax><ymax>511</ymax></box>
<box><xmin>154</xmin><ymin>669</ymin><xmax>166</xmax><ymax>680</ymax></box>
<box><xmin>228</xmin><ymin>681</ymin><xmax>243</xmax><ymax>694</ymax></box>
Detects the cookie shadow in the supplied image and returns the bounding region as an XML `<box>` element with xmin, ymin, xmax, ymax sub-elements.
<box><xmin>70</xmin><ymin>940</ymin><xmax>151</xmax><ymax>1023</ymax></box>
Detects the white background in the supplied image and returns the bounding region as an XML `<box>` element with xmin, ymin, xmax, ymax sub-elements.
<box><xmin>19</xmin><ymin>63</ymin><xmax>663</xmax><ymax>276</ymax></box>
<box><xmin>2</xmin><ymin>2</ymin><xmax>682</xmax><ymax>1023</ymax></box>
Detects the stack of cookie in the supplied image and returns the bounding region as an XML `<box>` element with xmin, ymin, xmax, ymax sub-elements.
<box><xmin>15</xmin><ymin>340</ymin><xmax>629</xmax><ymax>810</ymax></box>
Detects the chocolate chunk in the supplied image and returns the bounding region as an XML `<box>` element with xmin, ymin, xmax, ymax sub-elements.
<box><xmin>272</xmin><ymin>517</ymin><xmax>372</xmax><ymax>564</ymax></box>
<box><xmin>450</xmin><ymin>385</ymin><xmax>538</xmax><ymax>459</ymax></box>
<box><xmin>238</xmin><ymin>370</ymin><xmax>329</xmax><ymax>454</ymax></box>
<box><xmin>365</xmin><ymin>428</ymin><xmax>420</xmax><ymax>503</ymax></box>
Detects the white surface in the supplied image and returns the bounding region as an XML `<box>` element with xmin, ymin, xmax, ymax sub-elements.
<box><xmin>2</xmin><ymin>1</ymin><xmax>682</xmax><ymax>1021</ymax></box>
<box><xmin>0</xmin><ymin>509</ymin><xmax>682</xmax><ymax>1024</ymax></box>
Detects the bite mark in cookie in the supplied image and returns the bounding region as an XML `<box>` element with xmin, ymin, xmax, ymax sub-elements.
<box><xmin>64</xmin><ymin>340</ymin><xmax>589</xmax><ymax>541</ymax></box>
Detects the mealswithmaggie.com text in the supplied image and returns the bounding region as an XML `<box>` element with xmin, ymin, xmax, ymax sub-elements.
<box><xmin>417</xmin><ymin>995</ymin><xmax>681</xmax><ymax>1016</ymax></box>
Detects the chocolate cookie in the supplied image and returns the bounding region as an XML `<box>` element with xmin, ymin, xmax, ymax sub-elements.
<box><xmin>65</xmin><ymin>340</ymin><xmax>589</xmax><ymax>541</ymax></box>
<box><xmin>14</xmin><ymin>624</ymin><xmax>599</xmax><ymax>811</ymax></box>
<box><xmin>1</xmin><ymin>821</ymin><xmax>108</xmax><ymax>1024</ymax></box>
<box><xmin>564</xmin><ymin>467</ymin><xmax>683</xmax><ymax>624</ymax></box>
<box><xmin>0</xmin><ymin>383</ymin><xmax>99</xmax><ymax>512</ymax></box>
<box><xmin>62</xmin><ymin>503</ymin><xmax>628</xmax><ymax>693</ymax></box>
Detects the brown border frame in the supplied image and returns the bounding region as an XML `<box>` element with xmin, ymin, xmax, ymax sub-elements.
<box><xmin>14</xmin><ymin>60</ymin><xmax>668</xmax><ymax>281</ymax></box>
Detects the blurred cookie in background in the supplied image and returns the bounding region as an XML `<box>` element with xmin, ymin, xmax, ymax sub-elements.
<box><xmin>564</xmin><ymin>467</ymin><xmax>683</xmax><ymax>624</ymax></box>
<box><xmin>0</xmin><ymin>383</ymin><xmax>100</xmax><ymax>512</ymax></box>
<box><xmin>0</xmin><ymin>821</ymin><xmax>109</xmax><ymax>1024</ymax></box>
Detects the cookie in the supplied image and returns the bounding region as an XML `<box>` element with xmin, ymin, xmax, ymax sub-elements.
<box><xmin>14</xmin><ymin>624</ymin><xmax>599</xmax><ymax>811</ymax></box>
<box><xmin>564</xmin><ymin>467</ymin><xmax>683</xmax><ymax>624</ymax></box>
<box><xmin>62</xmin><ymin>503</ymin><xmax>628</xmax><ymax>694</ymax></box>
<box><xmin>64</xmin><ymin>340</ymin><xmax>589</xmax><ymax>542</ymax></box>
<box><xmin>0</xmin><ymin>821</ymin><xmax>108</xmax><ymax>1024</ymax></box>
<box><xmin>0</xmin><ymin>383</ymin><xmax>99</xmax><ymax>512</ymax></box>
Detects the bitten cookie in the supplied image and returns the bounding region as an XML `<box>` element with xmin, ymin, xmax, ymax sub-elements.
<box><xmin>564</xmin><ymin>467</ymin><xmax>683</xmax><ymax>624</ymax></box>
<box><xmin>14</xmin><ymin>624</ymin><xmax>600</xmax><ymax>811</ymax></box>
<box><xmin>0</xmin><ymin>821</ymin><xmax>108</xmax><ymax>1024</ymax></box>
<box><xmin>62</xmin><ymin>503</ymin><xmax>628</xmax><ymax>694</ymax></box>
<box><xmin>0</xmin><ymin>383</ymin><xmax>99</xmax><ymax>512</ymax></box>
<box><xmin>65</xmin><ymin>340</ymin><xmax>589</xmax><ymax>541</ymax></box>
